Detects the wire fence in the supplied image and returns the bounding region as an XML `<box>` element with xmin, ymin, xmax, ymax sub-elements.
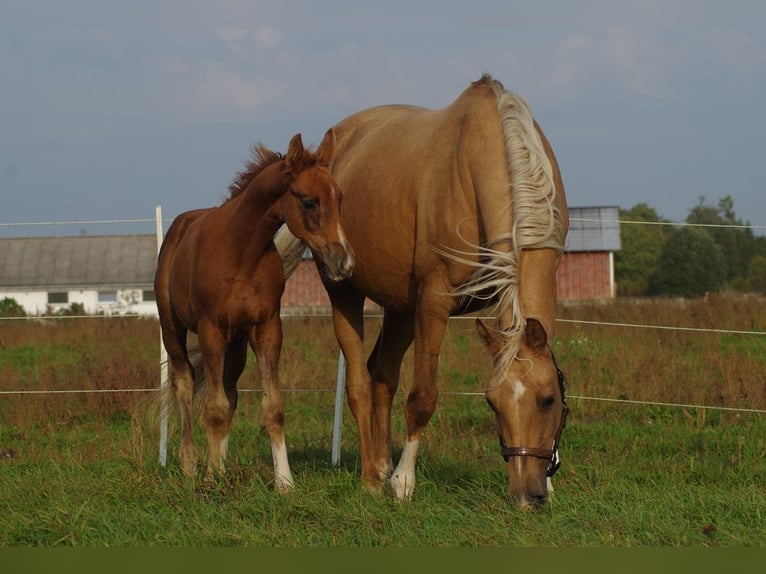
<box><xmin>1</xmin><ymin>216</ymin><xmax>764</xmax><ymax>232</ymax></box>
<box><xmin>1</xmin><ymin>313</ymin><xmax>764</xmax><ymax>414</ymax></box>
<box><xmin>1</xmin><ymin>214</ymin><xmax>765</xmax><ymax>419</ymax></box>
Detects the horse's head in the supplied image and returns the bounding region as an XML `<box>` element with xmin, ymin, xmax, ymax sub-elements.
<box><xmin>477</xmin><ymin>317</ymin><xmax>568</xmax><ymax>511</ymax></box>
<box><xmin>281</xmin><ymin>130</ymin><xmax>355</xmax><ymax>281</ymax></box>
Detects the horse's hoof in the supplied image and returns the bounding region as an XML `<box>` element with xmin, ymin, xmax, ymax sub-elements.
<box><xmin>391</xmin><ymin>472</ymin><xmax>415</xmax><ymax>501</ymax></box>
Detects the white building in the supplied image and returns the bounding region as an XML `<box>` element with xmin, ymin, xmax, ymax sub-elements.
<box><xmin>0</xmin><ymin>235</ymin><xmax>159</xmax><ymax>316</ymax></box>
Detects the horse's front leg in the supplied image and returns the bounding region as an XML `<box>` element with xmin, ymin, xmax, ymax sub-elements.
<box><xmin>327</xmin><ymin>286</ymin><xmax>380</xmax><ymax>492</ymax></box>
<box><xmin>391</xmin><ymin>291</ymin><xmax>450</xmax><ymax>500</ymax></box>
<box><xmin>251</xmin><ymin>312</ymin><xmax>294</xmax><ymax>492</ymax></box>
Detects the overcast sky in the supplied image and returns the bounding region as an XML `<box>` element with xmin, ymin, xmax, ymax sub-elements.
<box><xmin>1</xmin><ymin>1</ymin><xmax>764</xmax><ymax>237</ymax></box>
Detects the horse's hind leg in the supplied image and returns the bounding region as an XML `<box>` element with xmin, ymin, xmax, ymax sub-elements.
<box><xmin>367</xmin><ymin>309</ymin><xmax>414</xmax><ymax>480</ymax></box>
<box><xmin>197</xmin><ymin>322</ymin><xmax>230</xmax><ymax>478</ymax></box>
<box><xmin>251</xmin><ymin>312</ymin><xmax>294</xmax><ymax>492</ymax></box>
<box><xmin>160</xmin><ymin>318</ymin><xmax>198</xmax><ymax>477</ymax></box>
<box><xmin>220</xmin><ymin>337</ymin><xmax>248</xmax><ymax>464</ymax></box>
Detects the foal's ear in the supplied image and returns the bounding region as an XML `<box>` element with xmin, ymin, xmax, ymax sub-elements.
<box><xmin>523</xmin><ymin>318</ymin><xmax>548</xmax><ymax>354</ymax></box>
<box><xmin>476</xmin><ymin>319</ymin><xmax>504</xmax><ymax>358</ymax></box>
<box><xmin>315</xmin><ymin>128</ymin><xmax>336</xmax><ymax>167</ymax></box>
<box><xmin>285</xmin><ymin>133</ymin><xmax>306</xmax><ymax>172</ymax></box>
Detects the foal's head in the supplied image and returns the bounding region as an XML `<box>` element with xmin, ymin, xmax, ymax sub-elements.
<box><xmin>477</xmin><ymin>318</ymin><xmax>568</xmax><ymax>510</ymax></box>
<box><xmin>280</xmin><ymin>130</ymin><xmax>355</xmax><ymax>281</ymax></box>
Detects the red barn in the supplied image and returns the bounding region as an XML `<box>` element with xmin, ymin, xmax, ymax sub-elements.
<box><xmin>557</xmin><ymin>206</ymin><xmax>621</xmax><ymax>301</ymax></box>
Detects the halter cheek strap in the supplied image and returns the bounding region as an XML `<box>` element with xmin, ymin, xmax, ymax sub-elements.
<box><xmin>498</xmin><ymin>359</ymin><xmax>569</xmax><ymax>478</ymax></box>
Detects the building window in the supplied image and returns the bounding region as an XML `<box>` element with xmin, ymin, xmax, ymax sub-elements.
<box><xmin>98</xmin><ymin>291</ymin><xmax>117</xmax><ymax>303</ymax></box>
<box><xmin>142</xmin><ymin>290</ymin><xmax>156</xmax><ymax>302</ymax></box>
<box><xmin>48</xmin><ymin>292</ymin><xmax>68</xmax><ymax>304</ymax></box>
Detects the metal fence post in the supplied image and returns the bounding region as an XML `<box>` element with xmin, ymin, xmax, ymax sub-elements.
<box><xmin>331</xmin><ymin>351</ymin><xmax>346</xmax><ymax>466</ymax></box>
<box><xmin>156</xmin><ymin>205</ymin><xmax>169</xmax><ymax>466</ymax></box>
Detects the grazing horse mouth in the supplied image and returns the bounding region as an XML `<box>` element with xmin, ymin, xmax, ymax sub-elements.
<box><xmin>518</xmin><ymin>493</ymin><xmax>548</xmax><ymax>511</ymax></box>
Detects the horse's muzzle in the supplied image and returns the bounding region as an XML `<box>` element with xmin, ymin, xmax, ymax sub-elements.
<box><xmin>516</xmin><ymin>493</ymin><xmax>548</xmax><ymax>511</ymax></box>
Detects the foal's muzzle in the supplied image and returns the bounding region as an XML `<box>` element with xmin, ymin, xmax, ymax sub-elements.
<box><xmin>322</xmin><ymin>243</ymin><xmax>355</xmax><ymax>281</ymax></box>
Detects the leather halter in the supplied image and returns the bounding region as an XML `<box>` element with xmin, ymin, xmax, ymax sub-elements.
<box><xmin>498</xmin><ymin>353</ymin><xmax>569</xmax><ymax>478</ymax></box>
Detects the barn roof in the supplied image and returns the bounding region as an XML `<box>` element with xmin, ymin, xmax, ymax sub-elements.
<box><xmin>0</xmin><ymin>235</ymin><xmax>157</xmax><ymax>290</ymax></box>
<box><xmin>565</xmin><ymin>206</ymin><xmax>621</xmax><ymax>252</ymax></box>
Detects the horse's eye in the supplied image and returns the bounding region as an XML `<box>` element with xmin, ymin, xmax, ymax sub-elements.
<box><xmin>539</xmin><ymin>395</ymin><xmax>555</xmax><ymax>410</ymax></box>
<box><xmin>301</xmin><ymin>198</ymin><xmax>318</xmax><ymax>212</ymax></box>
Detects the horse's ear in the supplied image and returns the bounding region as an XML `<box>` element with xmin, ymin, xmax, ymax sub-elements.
<box><xmin>476</xmin><ymin>319</ymin><xmax>503</xmax><ymax>358</ymax></box>
<box><xmin>315</xmin><ymin>128</ymin><xmax>335</xmax><ymax>167</ymax></box>
<box><xmin>523</xmin><ymin>318</ymin><xmax>548</xmax><ymax>354</ymax></box>
<box><xmin>285</xmin><ymin>133</ymin><xmax>305</xmax><ymax>173</ymax></box>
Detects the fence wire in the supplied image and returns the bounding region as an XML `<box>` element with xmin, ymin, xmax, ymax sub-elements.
<box><xmin>1</xmin><ymin>215</ymin><xmax>764</xmax><ymax>417</ymax></box>
<box><xmin>1</xmin><ymin>313</ymin><xmax>764</xmax><ymax>415</ymax></box>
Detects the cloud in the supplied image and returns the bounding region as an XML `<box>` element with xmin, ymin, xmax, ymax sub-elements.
<box><xmin>548</xmin><ymin>29</ymin><xmax>675</xmax><ymax>100</ymax></box>
<box><xmin>605</xmin><ymin>28</ymin><xmax>673</xmax><ymax>98</ymax></box>
<box><xmin>711</xmin><ymin>29</ymin><xmax>766</xmax><ymax>78</ymax></box>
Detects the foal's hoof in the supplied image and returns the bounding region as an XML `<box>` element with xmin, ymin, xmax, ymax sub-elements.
<box><xmin>274</xmin><ymin>473</ymin><xmax>295</xmax><ymax>494</ymax></box>
<box><xmin>179</xmin><ymin>448</ymin><xmax>198</xmax><ymax>478</ymax></box>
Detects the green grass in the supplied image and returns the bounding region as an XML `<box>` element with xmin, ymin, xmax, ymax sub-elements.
<box><xmin>0</xmin><ymin>393</ymin><xmax>764</xmax><ymax>547</ymax></box>
<box><xmin>0</xmin><ymin>296</ymin><xmax>765</xmax><ymax>546</ymax></box>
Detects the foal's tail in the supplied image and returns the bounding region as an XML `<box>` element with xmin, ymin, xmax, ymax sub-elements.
<box><xmin>141</xmin><ymin>334</ymin><xmax>208</xmax><ymax>431</ymax></box>
<box><xmin>274</xmin><ymin>224</ymin><xmax>305</xmax><ymax>280</ymax></box>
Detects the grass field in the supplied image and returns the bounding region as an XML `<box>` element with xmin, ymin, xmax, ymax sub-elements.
<box><xmin>0</xmin><ymin>294</ymin><xmax>764</xmax><ymax>546</ymax></box>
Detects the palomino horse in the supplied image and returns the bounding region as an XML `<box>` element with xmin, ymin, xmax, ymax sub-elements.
<box><xmin>155</xmin><ymin>131</ymin><xmax>354</xmax><ymax>490</ymax></box>
<box><xmin>277</xmin><ymin>74</ymin><xmax>569</xmax><ymax>508</ymax></box>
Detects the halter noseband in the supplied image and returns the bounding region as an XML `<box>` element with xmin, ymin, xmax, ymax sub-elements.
<box><xmin>498</xmin><ymin>353</ymin><xmax>569</xmax><ymax>478</ymax></box>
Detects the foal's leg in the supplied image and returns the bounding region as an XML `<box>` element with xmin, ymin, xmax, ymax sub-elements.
<box><xmin>220</xmin><ymin>337</ymin><xmax>247</xmax><ymax>464</ymax></box>
<box><xmin>160</xmin><ymin>317</ymin><xmax>198</xmax><ymax>477</ymax></box>
<box><xmin>251</xmin><ymin>312</ymin><xmax>294</xmax><ymax>492</ymax></box>
<box><xmin>327</xmin><ymin>285</ymin><xmax>379</xmax><ymax>491</ymax></box>
<box><xmin>391</xmin><ymin>289</ymin><xmax>450</xmax><ymax>500</ymax></box>
<box><xmin>367</xmin><ymin>309</ymin><xmax>414</xmax><ymax>479</ymax></box>
<box><xmin>197</xmin><ymin>322</ymin><xmax>230</xmax><ymax>477</ymax></box>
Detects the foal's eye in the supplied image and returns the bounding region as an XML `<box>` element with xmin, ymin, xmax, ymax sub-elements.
<box><xmin>539</xmin><ymin>395</ymin><xmax>556</xmax><ymax>410</ymax></box>
<box><xmin>300</xmin><ymin>198</ymin><xmax>318</xmax><ymax>212</ymax></box>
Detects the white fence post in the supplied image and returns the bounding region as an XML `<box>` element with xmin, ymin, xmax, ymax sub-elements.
<box><xmin>156</xmin><ymin>205</ymin><xmax>169</xmax><ymax>466</ymax></box>
<box><xmin>331</xmin><ymin>351</ymin><xmax>346</xmax><ymax>466</ymax></box>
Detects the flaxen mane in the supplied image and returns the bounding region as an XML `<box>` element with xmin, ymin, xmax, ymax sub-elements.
<box><xmin>441</xmin><ymin>74</ymin><xmax>567</xmax><ymax>375</ymax></box>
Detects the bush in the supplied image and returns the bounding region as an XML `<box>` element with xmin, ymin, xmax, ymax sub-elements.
<box><xmin>0</xmin><ymin>297</ymin><xmax>26</xmax><ymax>318</ymax></box>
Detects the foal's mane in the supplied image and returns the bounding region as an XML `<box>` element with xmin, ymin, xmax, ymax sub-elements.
<box><xmin>227</xmin><ymin>141</ymin><xmax>326</xmax><ymax>201</ymax></box>
<box><xmin>227</xmin><ymin>144</ymin><xmax>285</xmax><ymax>201</ymax></box>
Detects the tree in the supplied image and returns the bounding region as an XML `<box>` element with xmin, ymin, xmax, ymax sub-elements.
<box><xmin>614</xmin><ymin>203</ymin><xmax>667</xmax><ymax>296</ymax></box>
<box><xmin>747</xmin><ymin>255</ymin><xmax>766</xmax><ymax>294</ymax></box>
<box><xmin>648</xmin><ymin>227</ymin><xmax>727</xmax><ymax>297</ymax></box>
<box><xmin>686</xmin><ymin>195</ymin><xmax>755</xmax><ymax>285</ymax></box>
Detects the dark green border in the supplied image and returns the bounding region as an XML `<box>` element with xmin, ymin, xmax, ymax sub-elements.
<box><xmin>2</xmin><ymin>548</ymin><xmax>764</xmax><ymax>574</ymax></box>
